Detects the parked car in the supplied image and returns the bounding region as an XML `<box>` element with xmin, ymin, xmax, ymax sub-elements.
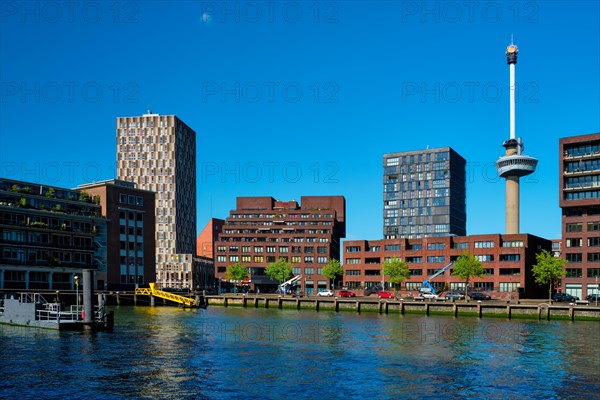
<box><xmin>470</xmin><ymin>292</ymin><xmax>491</xmax><ymax>300</ymax></box>
<box><xmin>552</xmin><ymin>293</ymin><xmax>579</xmax><ymax>302</ymax></box>
<box><xmin>444</xmin><ymin>292</ymin><xmax>465</xmax><ymax>300</ymax></box>
<box><xmin>421</xmin><ymin>292</ymin><xmax>439</xmax><ymax>299</ymax></box>
<box><xmin>377</xmin><ymin>291</ymin><xmax>395</xmax><ymax>299</ymax></box>
<box><xmin>317</xmin><ymin>289</ymin><xmax>334</xmax><ymax>297</ymax></box>
<box><xmin>364</xmin><ymin>285</ymin><xmax>383</xmax><ymax>296</ymax></box>
<box><xmin>338</xmin><ymin>290</ymin><xmax>356</xmax><ymax>298</ymax></box>
<box><xmin>586</xmin><ymin>294</ymin><xmax>600</xmax><ymax>302</ymax></box>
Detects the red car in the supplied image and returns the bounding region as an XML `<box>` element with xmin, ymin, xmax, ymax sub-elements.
<box><xmin>338</xmin><ymin>290</ymin><xmax>356</xmax><ymax>297</ymax></box>
<box><xmin>377</xmin><ymin>291</ymin><xmax>395</xmax><ymax>299</ymax></box>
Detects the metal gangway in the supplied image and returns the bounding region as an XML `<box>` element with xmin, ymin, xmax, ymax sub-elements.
<box><xmin>135</xmin><ymin>283</ymin><xmax>198</xmax><ymax>307</ymax></box>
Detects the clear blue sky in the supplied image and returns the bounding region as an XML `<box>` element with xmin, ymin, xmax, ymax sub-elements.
<box><xmin>1</xmin><ymin>1</ymin><xmax>599</xmax><ymax>242</ymax></box>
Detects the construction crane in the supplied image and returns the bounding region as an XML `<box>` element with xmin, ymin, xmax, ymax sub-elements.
<box><xmin>278</xmin><ymin>275</ymin><xmax>302</xmax><ymax>294</ymax></box>
<box><xmin>420</xmin><ymin>262</ymin><xmax>454</xmax><ymax>295</ymax></box>
<box><xmin>135</xmin><ymin>283</ymin><xmax>199</xmax><ymax>308</ymax></box>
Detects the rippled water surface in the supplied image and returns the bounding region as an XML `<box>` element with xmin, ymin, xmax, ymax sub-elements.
<box><xmin>1</xmin><ymin>307</ymin><xmax>599</xmax><ymax>399</ymax></box>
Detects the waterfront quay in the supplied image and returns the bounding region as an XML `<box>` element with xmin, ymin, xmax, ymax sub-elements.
<box><xmin>205</xmin><ymin>293</ymin><xmax>600</xmax><ymax>321</ymax></box>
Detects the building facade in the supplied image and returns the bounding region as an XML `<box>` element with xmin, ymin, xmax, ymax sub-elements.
<box><xmin>383</xmin><ymin>147</ymin><xmax>466</xmax><ymax>239</ymax></box>
<box><xmin>214</xmin><ymin>196</ymin><xmax>346</xmax><ymax>294</ymax></box>
<box><xmin>343</xmin><ymin>234</ymin><xmax>551</xmax><ymax>298</ymax></box>
<box><xmin>77</xmin><ymin>180</ymin><xmax>155</xmax><ymax>291</ymax></box>
<box><xmin>196</xmin><ymin>218</ymin><xmax>225</xmax><ymax>259</ymax></box>
<box><xmin>116</xmin><ymin>111</ymin><xmax>197</xmax><ymax>289</ymax></box>
<box><xmin>0</xmin><ymin>178</ymin><xmax>107</xmax><ymax>290</ymax></box>
<box><xmin>559</xmin><ymin>132</ymin><xmax>600</xmax><ymax>299</ymax></box>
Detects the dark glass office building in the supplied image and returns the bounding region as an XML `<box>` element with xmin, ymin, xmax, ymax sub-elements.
<box><xmin>383</xmin><ymin>147</ymin><xmax>466</xmax><ymax>239</ymax></box>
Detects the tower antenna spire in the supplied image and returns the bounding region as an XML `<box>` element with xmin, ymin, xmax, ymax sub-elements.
<box><xmin>496</xmin><ymin>40</ymin><xmax>538</xmax><ymax>235</ymax></box>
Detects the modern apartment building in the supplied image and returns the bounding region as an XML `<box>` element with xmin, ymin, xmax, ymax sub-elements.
<box><xmin>116</xmin><ymin>111</ymin><xmax>197</xmax><ymax>289</ymax></box>
<box><xmin>77</xmin><ymin>180</ymin><xmax>155</xmax><ymax>290</ymax></box>
<box><xmin>383</xmin><ymin>147</ymin><xmax>466</xmax><ymax>239</ymax></box>
<box><xmin>559</xmin><ymin>132</ymin><xmax>600</xmax><ymax>299</ymax></box>
<box><xmin>343</xmin><ymin>234</ymin><xmax>551</xmax><ymax>298</ymax></box>
<box><xmin>214</xmin><ymin>196</ymin><xmax>346</xmax><ymax>294</ymax></box>
<box><xmin>0</xmin><ymin>178</ymin><xmax>107</xmax><ymax>290</ymax></box>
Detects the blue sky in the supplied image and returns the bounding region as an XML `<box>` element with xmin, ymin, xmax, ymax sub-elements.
<box><xmin>1</xmin><ymin>1</ymin><xmax>599</xmax><ymax>242</ymax></box>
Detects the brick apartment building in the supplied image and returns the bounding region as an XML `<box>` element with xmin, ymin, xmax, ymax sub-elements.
<box><xmin>196</xmin><ymin>218</ymin><xmax>224</xmax><ymax>259</ymax></box>
<box><xmin>343</xmin><ymin>234</ymin><xmax>551</xmax><ymax>298</ymax></box>
<box><xmin>214</xmin><ymin>196</ymin><xmax>346</xmax><ymax>294</ymax></box>
<box><xmin>78</xmin><ymin>180</ymin><xmax>155</xmax><ymax>290</ymax></box>
<box><xmin>559</xmin><ymin>132</ymin><xmax>600</xmax><ymax>299</ymax></box>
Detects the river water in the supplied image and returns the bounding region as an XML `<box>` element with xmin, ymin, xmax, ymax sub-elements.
<box><xmin>1</xmin><ymin>306</ymin><xmax>598</xmax><ymax>399</ymax></box>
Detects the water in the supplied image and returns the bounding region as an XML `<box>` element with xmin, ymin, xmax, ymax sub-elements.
<box><xmin>1</xmin><ymin>306</ymin><xmax>598</xmax><ymax>399</ymax></box>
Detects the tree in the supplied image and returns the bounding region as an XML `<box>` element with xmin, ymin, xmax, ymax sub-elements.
<box><xmin>265</xmin><ymin>258</ymin><xmax>293</xmax><ymax>294</ymax></box>
<box><xmin>322</xmin><ymin>259</ymin><xmax>343</xmax><ymax>291</ymax></box>
<box><xmin>382</xmin><ymin>257</ymin><xmax>410</xmax><ymax>294</ymax></box>
<box><xmin>453</xmin><ymin>251</ymin><xmax>484</xmax><ymax>297</ymax></box>
<box><xmin>532</xmin><ymin>249</ymin><xmax>566</xmax><ymax>302</ymax></box>
<box><xmin>226</xmin><ymin>263</ymin><xmax>249</xmax><ymax>294</ymax></box>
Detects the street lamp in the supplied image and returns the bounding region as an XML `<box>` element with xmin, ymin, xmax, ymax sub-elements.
<box><xmin>74</xmin><ymin>275</ymin><xmax>79</xmax><ymax>320</ymax></box>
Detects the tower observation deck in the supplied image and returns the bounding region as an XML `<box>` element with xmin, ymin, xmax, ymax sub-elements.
<box><xmin>495</xmin><ymin>42</ymin><xmax>538</xmax><ymax>234</ymax></box>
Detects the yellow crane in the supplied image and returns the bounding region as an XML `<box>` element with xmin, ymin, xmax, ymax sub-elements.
<box><xmin>135</xmin><ymin>283</ymin><xmax>198</xmax><ymax>308</ymax></box>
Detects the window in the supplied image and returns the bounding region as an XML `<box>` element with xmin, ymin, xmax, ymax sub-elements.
<box><xmin>475</xmin><ymin>255</ymin><xmax>494</xmax><ymax>262</ymax></box>
<box><xmin>304</xmin><ymin>256</ymin><xmax>314</xmax><ymax>263</ymax></box>
<box><xmin>499</xmin><ymin>282</ymin><xmax>520</xmax><ymax>292</ymax></box>
<box><xmin>409</xmin><ymin>269</ymin><xmax>423</xmax><ymax>276</ymax></box>
<box><xmin>406</xmin><ymin>256</ymin><xmax>422</xmax><ymax>263</ymax></box>
<box><xmin>217</xmin><ymin>255</ymin><xmax>226</xmax><ymax>262</ymax></box>
<box><xmin>346</xmin><ymin>258</ymin><xmax>361</xmax><ymax>265</ymax></box>
<box><xmin>427</xmin><ymin>243</ymin><xmax>446</xmax><ymax>250</ymax></box>
<box><xmin>565</xmin><ymin>253</ymin><xmax>582</xmax><ymax>263</ymax></box>
<box><xmin>279</xmin><ymin>246</ymin><xmax>289</xmax><ymax>253</ymax></box>
<box><xmin>317</xmin><ymin>257</ymin><xmax>327</xmax><ymax>263</ymax></box>
<box><xmin>242</xmin><ymin>246</ymin><xmax>251</xmax><ymax>253</ymax></box>
<box><xmin>384</xmin><ymin>244</ymin><xmax>400</xmax><ymax>251</ymax></box>
<box><xmin>588</xmin><ymin>253</ymin><xmax>600</xmax><ymax>262</ymax></box>
<box><xmin>502</xmin><ymin>241</ymin><xmax>524</xmax><ymax>248</ymax></box>
<box><xmin>254</xmin><ymin>246</ymin><xmax>263</xmax><ymax>253</ymax></box>
<box><xmin>474</xmin><ymin>241</ymin><xmax>494</xmax><ymax>248</ymax></box>
<box><xmin>345</xmin><ymin>270</ymin><xmax>361</xmax><ymax>276</ymax></box>
<box><xmin>588</xmin><ymin>222</ymin><xmax>600</xmax><ymax>232</ymax></box>
<box><xmin>499</xmin><ymin>268</ymin><xmax>521</xmax><ymax>275</ymax></box>
<box><xmin>454</xmin><ymin>242</ymin><xmax>469</xmax><ymax>249</ymax></box>
<box><xmin>427</xmin><ymin>256</ymin><xmax>445</xmax><ymax>263</ymax></box>
<box><xmin>292</xmin><ymin>268</ymin><xmax>301</xmax><ymax>274</ymax></box>
<box><xmin>304</xmin><ymin>268</ymin><xmax>314</xmax><ymax>274</ymax></box>
<box><xmin>266</xmin><ymin>246</ymin><xmax>276</xmax><ymax>253</ymax></box>
<box><xmin>346</xmin><ymin>246</ymin><xmax>361</xmax><ymax>252</ymax></box>
<box><xmin>254</xmin><ymin>256</ymin><xmax>263</xmax><ymax>262</ymax></box>
<box><xmin>588</xmin><ymin>268</ymin><xmax>600</xmax><ymax>278</ymax></box>
<box><xmin>317</xmin><ymin>246</ymin><xmax>327</xmax><ymax>254</ymax></box>
<box><xmin>565</xmin><ymin>223</ymin><xmax>583</xmax><ymax>232</ymax></box>
<box><xmin>566</xmin><ymin>238</ymin><xmax>582</xmax><ymax>248</ymax></box>
<box><xmin>407</xmin><ymin>243</ymin><xmax>422</xmax><ymax>251</ymax></box>
<box><xmin>499</xmin><ymin>254</ymin><xmax>520</xmax><ymax>262</ymax></box>
<box><xmin>292</xmin><ymin>256</ymin><xmax>301</xmax><ymax>263</ymax></box>
<box><xmin>588</xmin><ymin>237</ymin><xmax>600</xmax><ymax>247</ymax></box>
<box><xmin>304</xmin><ymin>246</ymin><xmax>314</xmax><ymax>253</ymax></box>
<box><xmin>229</xmin><ymin>256</ymin><xmax>239</xmax><ymax>262</ymax></box>
<box><xmin>119</xmin><ymin>194</ymin><xmax>127</xmax><ymax>203</ymax></box>
<box><xmin>565</xmin><ymin>268</ymin><xmax>582</xmax><ymax>278</ymax></box>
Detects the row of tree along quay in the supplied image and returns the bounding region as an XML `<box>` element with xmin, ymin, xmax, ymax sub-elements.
<box><xmin>222</xmin><ymin>250</ymin><xmax>575</xmax><ymax>303</ymax></box>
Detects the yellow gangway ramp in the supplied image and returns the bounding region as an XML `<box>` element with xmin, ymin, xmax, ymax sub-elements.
<box><xmin>135</xmin><ymin>283</ymin><xmax>198</xmax><ymax>308</ymax></box>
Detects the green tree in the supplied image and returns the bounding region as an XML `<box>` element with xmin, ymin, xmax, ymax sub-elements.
<box><xmin>322</xmin><ymin>259</ymin><xmax>343</xmax><ymax>291</ymax></box>
<box><xmin>382</xmin><ymin>257</ymin><xmax>410</xmax><ymax>294</ymax></box>
<box><xmin>265</xmin><ymin>258</ymin><xmax>293</xmax><ymax>295</ymax></box>
<box><xmin>226</xmin><ymin>263</ymin><xmax>249</xmax><ymax>294</ymax></box>
<box><xmin>453</xmin><ymin>251</ymin><xmax>484</xmax><ymax>297</ymax></box>
<box><xmin>532</xmin><ymin>249</ymin><xmax>566</xmax><ymax>302</ymax></box>
<box><xmin>45</xmin><ymin>187</ymin><xmax>55</xmax><ymax>198</ymax></box>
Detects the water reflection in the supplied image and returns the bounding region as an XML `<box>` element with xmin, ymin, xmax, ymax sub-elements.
<box><xmin>1</xmin><ymin>307</ymin><xmax>598</xmax><ymax>399</ymax></box>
